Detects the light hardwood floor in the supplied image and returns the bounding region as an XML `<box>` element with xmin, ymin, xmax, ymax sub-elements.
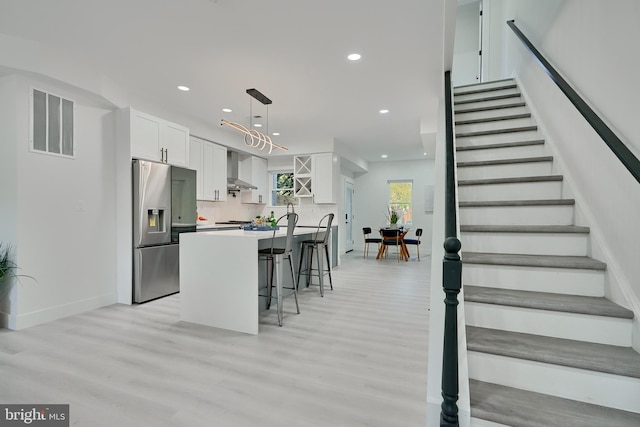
<box><xmin>0</xmin><ymin>252</ymin><xmax>431</xmax><ymax>427</ymax></box>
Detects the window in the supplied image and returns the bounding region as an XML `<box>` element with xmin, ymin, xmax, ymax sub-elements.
<box><xmin>388</xmin><ymin>180</ymin><xmax>412</xmax><ymax>225</ymax></box>
<box><xmin>271</xmin><ymin>172</ymin><xmax>296</xmax><ymax>206</ymax></box>
<box><xmin>31</xmin><ymin>88</ymin><xmax>75</xmax><ymax>157</ymax></box>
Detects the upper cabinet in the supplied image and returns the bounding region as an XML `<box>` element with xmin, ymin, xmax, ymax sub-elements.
<box><xmin>125</xmin><ymin>108</ymin><xmax>189</xmax><ymax>167</ymax></box>
<box><xmin>293</xmin><ymin>153</ymin><xmax>338</xmax><ymax>204</ymax></box>
<box><xmin>293</xmin><ymin>155</ymin><xmax>313</xmax><ymax>198</ymax></box>
<box><xmin>240</xmin><ymin>156</ymin><xmax>268</xmax><ymax>204</ymax></box>
<box><xmin>204</xmin><ymin>142</ymin><xmax>227</xmax><ymax>202</ymax></box>
<box><xmin>189</xmin><ymin>136</ymin><xmax>204</xmax><ymax>199</ymax></box>
<box><xmin>189</xmin><ymin>138</ymin><xmax>227</xmax><ymax>202</ymax></box>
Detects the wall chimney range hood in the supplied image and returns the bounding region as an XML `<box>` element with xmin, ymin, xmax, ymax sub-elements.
<box><xmin>227</xmin><ymin>151</ymin><xmax>257</xmax><ymax>191</ymax></box>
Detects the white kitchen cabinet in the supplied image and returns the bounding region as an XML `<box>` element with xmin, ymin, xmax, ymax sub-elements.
<box><xmin>189</xmin><ymin>136</ymin><xmax>204</xmax><ymax>199</ymax></box>
<box><xmin>312</xmin><ymin>153</ymin><xmax>337</xmax><ymax>204</ymax></box>
<box><xmin>240</xmin><ymin>156</ymin><xmax>268</xmax><ymax>204</ymax></box>
<box><xmin>190</xmin><ymin>137</ymin><xmax>227</xmax><ymax>201</ymax></box>
<box><xmin>293</xmin><ymin>155</ymin><xmax>312</xmax><ymax>198</ymax></box>
<box><xmin>202</xmin><ymin>141</ymin><xmax>227</xmax><ymax>201</ymax></box>
<box><xmin>163</xmin><ymin>122</ymin><xmax>190</xmax><ymax>166</ymax></box>
<box><xmin>127</xmin><ymin>108</ymin><xmax>189</xmax><ymax>167</ymax></box>
<box><xmin>293</xmin><ymin>153</ymin><xmax>337</xmax><ymax>203</ymax></box>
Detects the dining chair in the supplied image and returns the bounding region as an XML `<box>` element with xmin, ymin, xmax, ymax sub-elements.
<box><xmin>403</xmin><ymin>228</ymin><xmax>423</xmax><ymax>260</ymax></box>
<box><xmin>380</xmin><ymin>228</ymin><xmax>403</xmax><ymax>262</ymax></box>
<box><xmin>258</xmin><ymin>212</ymin><xmax>300</xmax><ymax>326</ymax></box>
<box><xmin>298</xmin><ymin>213</ymin><xmax>334</xmax><ymax>297</ymax></box>
<box><xmin>363</xmin><ymin>227</ymin><xmax>382</xmax><ymax>258</ymax></box>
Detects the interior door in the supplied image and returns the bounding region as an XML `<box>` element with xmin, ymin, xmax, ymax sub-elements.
<box><xmin>344</xmin><ymin>180</ymin><xmax>354</xmax><ymax>252</ymax></box>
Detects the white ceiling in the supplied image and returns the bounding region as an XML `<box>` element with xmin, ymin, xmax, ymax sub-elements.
<box><xmin>0</xmin><ymin>0</ymin><xmax>450</xmax><ymax>163</ymax></box>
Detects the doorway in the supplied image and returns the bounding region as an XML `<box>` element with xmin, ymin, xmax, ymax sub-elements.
<box><xmin>344</xmin><ymin>179</ymin><xmax>354</xmax><ymax>252</ymax></box>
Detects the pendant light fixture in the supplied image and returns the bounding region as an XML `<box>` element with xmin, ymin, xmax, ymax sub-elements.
<box><xmin>220</xmin><ymin>88</ymin><xmax>287</xmax><ymax>154</ymax></box>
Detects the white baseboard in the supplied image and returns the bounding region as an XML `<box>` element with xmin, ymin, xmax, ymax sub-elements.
<box><xmin>7</xmin><ymin>292</ymin><xmax>117</xmax><ymax>330</ymax></box>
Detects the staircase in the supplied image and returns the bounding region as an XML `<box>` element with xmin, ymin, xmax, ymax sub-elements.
<box><xmin>453</xmin><ymin>79</ymin><xmax>640</xmax><ymax>426</ymax></box>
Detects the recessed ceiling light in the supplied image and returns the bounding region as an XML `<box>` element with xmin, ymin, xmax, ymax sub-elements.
<box><xmin>222</xmin><ymin>108</ymin><xmax>232</xmax><ymax>113</ymax></box>
<box><xmin>272</xmin><ymin>132</ymin><xmax>280</xmax><ymax>136</ymax></box>
<box><xmin>423</xmin><ymin>152</ymin><xmax>427</xmax><ymax>156</ymax></box>
<box><xmin>379</xmin><ymin>109</ymin><xmax>389</xmax><ymax>114</ymax></box>
<box><xmin>347</xmin><ymin>53</ymin><xmax>361</xmax><ymax>61</ymax></box>
<box><xmin>381</xmin><ymin>154</ymin><xmax>388</xmax><ymax>159</ymax></box>
<box><xmin>254</xmin><ymin>123</ymin><xmax>262</xmax><ymax>128</ymax></box>
<box><xmin>177</xmin><ymin>85</ymin><xmax>190</xmax><ymax>91</ymax></box>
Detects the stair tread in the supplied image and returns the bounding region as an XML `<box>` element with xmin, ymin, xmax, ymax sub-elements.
<box><xmin>455</xmin><ymin>112</ymin><xmax>531</xmax><ymax>125</ymax></box>
<box><xmin>460</xmin><ymin>224</ymin><xmax>589</xmax><ymax>233</ymax></box>
<box><xmin>458</xmin><ymin>156</ymin><xmax>553</xmax><ymax>167</ymax></box>
<box><xmin>459</xmin><ymin>199</ymin><xmax>575</xmax><ymax>207</ymax></box>
<box><xmin>457</xmin><ymin>125</ymin><xmax>537</xmax><ymax>138</ymax></box>
<box><xmin>463</xmin><ymin>252</ymin><xmax>607</xmax><ymax>270</ymax></box>
<box><xmin>457</xmin><ymin>139</ymin><xmax>545</xmax><ymax>151</ymax></box>
<box><xmin>467</xmin><ymin>326</ymin><xmax>640</xmax><ymax>378</ymax></box>
<box><xmin>458</xmin><ymin>175</ymin><xmax>563</xmax><ymax>186</ymax></box>
<box><xmin>454</xmin><ymin>80</ymin><xmax>517</xmax><ymax>95</ymax></box>
<box><xmin>455</xmin><ymin>101</ymin><xmax>527</xmax><ymax>114</ymax></box>
<box><xmin>464</xmin><ymin>285</ymin><xmax>633</xmax><ymax>319</ymax></box>
<box><xmin>454</xmin><ymin>92</ymin><xmax>521</xmax><ymax>105</ymax></box>
<box><xmin>470</xmin><ymin>379</ymin><xmax>640</xmax><ymax>427</ymax></box>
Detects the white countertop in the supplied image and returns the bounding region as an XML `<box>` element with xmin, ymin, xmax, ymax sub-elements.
<box><xmin>196</xmin><ymin>224</ymin><xmax>241</xmax><ymax>230</ymax></box>
<box><xmin>193</xmin><ymin>227</ymin><xmax>315</xmax><ymax>239</ymax></box>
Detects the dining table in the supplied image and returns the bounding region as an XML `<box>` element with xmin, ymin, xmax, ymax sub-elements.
<box><xmin>376</xmin><ymin>227</ymin><xmax>410</xmax><ymax>261</ymax></box>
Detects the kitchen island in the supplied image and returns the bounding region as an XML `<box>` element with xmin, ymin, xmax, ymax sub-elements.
<box><xmin>179</xmin><ymin>227</ymin><xmax>330</xmax><ymax>334</ymax></box>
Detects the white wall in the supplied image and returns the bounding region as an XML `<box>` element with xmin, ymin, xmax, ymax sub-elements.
<box><xmin>485</xmin><ymin>0</ymin><xmax>640</xmax><ymax>349</ymax></box>
<box><xmin>352</xmin><ymin>159</ymin><xmax>435</xmax><ymax>255</ymax></box>
<box><xmin>452</xmin><ymin>1</ymin><xmax>481</xmax><ymax>86</ymax></box>
<box><xmin>1</xmin><ymin>75</ymin><xmax>118</xmax><ymax>329</ymax></box>
<box><xmin>0</xmin><ymin>76</ymin><xmax>20</xmax><ymax>324</ymax></box>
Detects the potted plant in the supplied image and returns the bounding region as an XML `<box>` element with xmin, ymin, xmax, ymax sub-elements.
<box><xmin>0</xmin><ymin>243</ymin><xmax>33</xmax><ymax>297</ymax></box>
<box><xmin>389</xmin><ymin>210</ymin><xmax>399</xmax><ymax>228</ymax></box>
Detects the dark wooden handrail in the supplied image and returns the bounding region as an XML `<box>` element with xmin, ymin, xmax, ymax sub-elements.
<box><xmin>440</xmin><ymin>71</ymin><xmax>462</xmax><ymax>427</ymax></box>
<box><xmin>507</xmin><ymin>20</ymin><xmax>640</xmax><ymax>184</ymax></box>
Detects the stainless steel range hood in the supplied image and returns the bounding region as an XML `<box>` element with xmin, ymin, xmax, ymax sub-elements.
<box><xmin>227</xmin><ymin>151</ymin><xmax>257</xmax><ymax>191</ymax></box>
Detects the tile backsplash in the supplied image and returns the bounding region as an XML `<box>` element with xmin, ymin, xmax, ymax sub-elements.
<box><xmin>197</xmin><ymin>194</ymin><xmax>336</xmax><ymax>227</ymax></box>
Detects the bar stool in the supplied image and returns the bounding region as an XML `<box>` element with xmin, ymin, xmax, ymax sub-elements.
<box><xmin>297</xmin><ymin>213</ymin><xmax>334</xmax><ymax>297</ymax></box>
<box><xmin>258</xmin><ymin>212</ymin><xmax>299</xmax><ymax>326</ymax></box>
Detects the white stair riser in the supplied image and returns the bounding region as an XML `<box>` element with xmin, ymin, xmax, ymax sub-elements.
<box><xmin>457</xmin><ymin>144</ymin><xmax>546</xmax><ymax>162</ymax></box>
<box><xmin>457</xmin><ymin>130</ymin><xmax>541</xmax><ymax>147</ymax></box>
<box><xmin>456</xmin><ymin>117</ymin><xmax>536</xmax><ymax>135</ymax></box>
<box><xmin>465</xmin><ymin>302</ymin><xmax>632</xmax><ymax>346</ymax></box>
<box><xmin>459</xmin><ymin>205</ymin><xmax>575</xmax><ymax>226</ymax></box>
<box><xmin>458</xmin><ymin>161</ymin><xmax>553</xmax><ymax>181</ymax></box>
<box><xmin>456</xmin><ymin>106</ymin><xmax>530</xmax><ymax>123</ymax></box>
<box><xmin>454</xmin><ymin>80</ymin><xmax>515</xmax><ymax>94</ymax></box>
<box><xmin>468</xmin><ymin>352</ymin><xmax>640</xmax><ymax>413</ymax></box>
<box><xmin>455</xmin><ymin>97</ymin><xmax>524</xmax><ymax>112</ymax></box>
<box><xmin>462</xmin><ymin>264</ymin><xmax>605</xmax><ymax>296</ymax></box>
<box><xmin>460</xmin><ymin>232</ymin><xmax>588</xmax><ymax>256</ymax></box>
<box><xmin>454</xmin><ymin>87</ymin><xmax>520</xmax><ymax>103</ymax></box>
<box><xmin>459</xmin><ymin>181</ymin><xmax>563</xmax><ymax>202</ymax></box>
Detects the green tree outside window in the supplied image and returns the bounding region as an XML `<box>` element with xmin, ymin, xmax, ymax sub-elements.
<box><xmin>271</xmin><ymin>172</ymin><xmax>296</xmax><ymax>206</ymax></box>
<box><xmin>388</xmin><ymin>180</ymin><xmax>412</xmax><ymax>224</ymax></box>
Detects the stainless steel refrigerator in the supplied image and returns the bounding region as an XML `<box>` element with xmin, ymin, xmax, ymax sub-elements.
<box><xmin>132</xmin><ymin>159</ymin><xmax>196</xmax><ymax>303</ymax></box>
